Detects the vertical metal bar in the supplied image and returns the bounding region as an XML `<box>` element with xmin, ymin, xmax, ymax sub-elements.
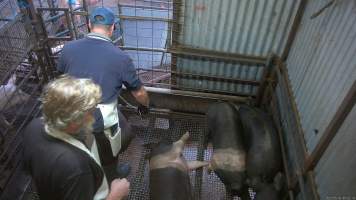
<box><xmin>256</xmin><ymin>53</ymin><xmax>275</xmax><ymax>106</ymax></box>
<box><xmin>82</xmin><ymin>0</ymin><xmax>90</xmax><ymax>33</ymax></box>
<box><xmin>64</xmin><ymin>8</ymin><xmax>74</xmax><ymax>39</ymax></box>
<box><xmin>46</xmin><ymin>0</ymin><xmax>56</xmax><ymax>16</ymax></box>
<box><xmin>278</xmin><ymin>60</ymin><xmax>308</xmax><ymax>159</ymax></box>
<box><xmin>270</xmin><ymin>92</ymin><xmax>293</xmax><ymax>191</ymax></box>
<box><xmin>68</xmin><ymin>3</ymin><xmax>78</xmax><ymax>39</ymax></box>
<box><xmin>281</xmin><ymin>0</ymin><xmax>308</xmax><ymax>62</ymax></box>
<box><xmin>35</xmin><ymin>11</ymin><xmax>56</xmax><ymax>79</ymax></box>
<box><xmin>306</xmin><ymin>171</ymin><xmax>320</xmax><ymax>200</ymax></box>
<box><xmin>151</xmin><ymin>2</ymin><xmax>154</xmax><ymax>85</ymax></box>
<box><xmin>117</xmin><ymin>3</ymin><xmax>125</xmax><ymax>46</ymax></box>
<box><xmin>171</xmin><ymin>0</ymin><xmax>182</xmax><ymax>88</ymax></box>
<box><xmin>193</xmin><ymin>128</ymin><xmax>206</xmax><ymax>200</ymax></box>
<box><xmin>134</xmin><ymin>0</ymin><xmax>139</xmax><ymax>73</ymax></box>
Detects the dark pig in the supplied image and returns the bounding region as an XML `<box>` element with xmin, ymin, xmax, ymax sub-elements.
<box><xmin>149</xmin><ymin>132</ymin><xmax>209</xmax><ymax>200</ymax></box>
<box><xmin>254</xmin><ymin>173</ymin><xmax>284</xmax><ymax>200</ymax></box>
<box><xmin>206</xmin><ymin>102</ymin><xmax>247</xmax><ymax>195</ymax></box>
<box><xmin>238</xmin><ymin>105</ymin><xmax>283</xmax><ymax>200</ymax></box>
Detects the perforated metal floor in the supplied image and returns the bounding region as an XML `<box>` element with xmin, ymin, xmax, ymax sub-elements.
<box><xmin>118</xmin><ymin>109</ymin><xmax>241</xmax><ymax>200</ymax></box>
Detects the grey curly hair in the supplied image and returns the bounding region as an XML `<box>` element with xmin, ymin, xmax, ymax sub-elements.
<box><xmin>41</xmin><ymin>75</ymin><xmax>102</xmax><ymax>131</ymax></box>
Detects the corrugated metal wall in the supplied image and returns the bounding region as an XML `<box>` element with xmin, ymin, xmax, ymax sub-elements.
<box><xmin>175</xmin><ymin>0</ymin><xmax>300</xmax><ymax>95</ymax></box>
<box><xmin>283</xmin><ymin>0</ymin><xmax>356</xmax><ymax>199</ymax></box>
<box><xmin>286</xmin><ymin>0</ymin><xmax>356</xmax><ymax>152</ymax></box>
<box><xmin>315</xmin><ymin>105</ymin><xmax>356</xmax><ymax>199</ymax></box>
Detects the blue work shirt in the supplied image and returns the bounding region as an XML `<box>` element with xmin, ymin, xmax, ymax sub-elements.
<box><xmin>57</xmin><ymin>33</ymin><xmax>142</xmax><ymax>104</ymax></box>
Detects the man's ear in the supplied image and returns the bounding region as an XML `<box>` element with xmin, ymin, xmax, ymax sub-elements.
<box><xmin>110</xmin><ymin>24</ymin><xmax>115</xmax><ymax>33</ymax></box>
<box><xmin>65</xmin><ymin>122</ymin><xmax>81</xmax><ymax>134</ymax></box>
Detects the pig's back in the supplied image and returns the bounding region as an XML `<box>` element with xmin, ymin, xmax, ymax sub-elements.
<box><xmin>150</xmin><ymin>167</ymin><xmax>193</xmax><ymax>200</ymax></box>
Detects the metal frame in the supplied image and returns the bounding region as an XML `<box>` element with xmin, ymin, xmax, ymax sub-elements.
<box><xmin>267</xmin><ymin>56</ymin><xmax>320</xmax><ymax>200</ymax></box>
<box><xmin>120</xmin><ymin>86</ymin><xmax>248</xmax><ymax>114</ymax></box>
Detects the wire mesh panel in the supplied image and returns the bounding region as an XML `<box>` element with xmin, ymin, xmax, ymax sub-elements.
<box><xmin>0</xmin><ymin>0</ymin><xmax>19</xmax><ymax>27</ymax></box>
<box><xmin>0</xmin><ymin>14</ymin><xmax>33</xmax><ymax>82</ymax></box>
<box><xmin>0</xmin><ymin>12</ymin><xmax>45</xmax><ymax>197</ymax></box>
<box><xmin>118</xmin><ymin>0</ymin><xmax>172</xmax><ymax>87</ymax></box>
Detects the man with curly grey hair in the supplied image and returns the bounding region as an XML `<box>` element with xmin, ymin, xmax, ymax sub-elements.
<box><xmin>23</xmin><ymin>75</ymin><xmax>130</xmax><ymax>200</ymax></box>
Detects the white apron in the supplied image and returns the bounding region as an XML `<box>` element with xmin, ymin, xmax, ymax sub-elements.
<box><xmin>45</xmin><ymin>126</ymin><xmax>109</xmax><ymax>200</ymax></box>
<box><xmin>96</xmin><ymin>100</ymin><xmax>122</xmax><ymax>157</ymax></box>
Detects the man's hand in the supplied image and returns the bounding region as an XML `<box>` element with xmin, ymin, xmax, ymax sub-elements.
<box><xmin>106</xmin><ymin>178</ymin><xmax>130</xmax><ymax>200</ymax></box>
<box><xmin>137</xmin><ymin>104</ymin><xmax>149</xmax><ymax>116</ymax></box>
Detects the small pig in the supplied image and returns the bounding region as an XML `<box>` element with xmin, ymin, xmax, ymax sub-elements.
<box><xmin>238</xmin><ymin>105</ymin><xmax>283</xmax><ymax>200</ymax></box>
<box><xmin>149</xmin><ymin>132</ymin><xmax>209</xmax><ymax>200</ymax></box>
<box><xmin>206</xmin><ymin>102</ymin><xmax>247</xmax><ymax>195</ymax></box>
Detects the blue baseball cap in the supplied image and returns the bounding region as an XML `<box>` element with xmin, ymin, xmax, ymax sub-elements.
<box><xmin>90</xmin><ymin>7</ymin><xmax>115</xmax><ymax>25</ymax></box>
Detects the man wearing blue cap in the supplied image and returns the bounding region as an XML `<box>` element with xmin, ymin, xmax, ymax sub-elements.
<box><xmin>57</xmin><ymin>6</ymin><xmax>150</xmax><ymax>175</ymax></box>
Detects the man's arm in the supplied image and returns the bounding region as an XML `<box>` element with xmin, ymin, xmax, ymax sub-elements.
<box><xmin>131</xmin><ymin>86</ymin><xmax>149</xmax><ymax>107</ymax></box>
<box><xmin>63</xmin><ymin>174</ymin><xmax>129</xmax><ymax>200</ymax></box>
<box><xmin>56</xmin><ymin>46</ymin><xmax>67</xmax><ymax>75</ymax></box>
<box><xmin>121</xmin><ymin>58</ymin><xmax>150</xmax><ymax>107</ymax></box>
<box><xmin>106</xmin><ymin>178</ymin><xmax>130</xmax><ymax>200</ymax></box>
<box><xmin>62</xmin><ymin>173</ymin><xmax>99</xmax><ymax>200</ymax></box>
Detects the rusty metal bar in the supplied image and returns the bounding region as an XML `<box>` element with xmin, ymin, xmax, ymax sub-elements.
<box><xmin>306</xmin><ymin>172</ymin><xmax>320</xmax><ymax>200</ymax></box>
<box><xmin>281</xmin><ymin>0</ymin><xmax>308</xmax><ymax>61</ymax></box>
<box><xmin>133</xmin><ymin>0</ymin><xmax>174</xmax><ymax>5</ymax></box>
<box><xmin>47</xmin><ymin>36</ymin><xmax>72</xmax><ymax>41</ymax></box>
<box><xmin>120</xmin><ymin>46</ymin><xmax>167</xmax><ymax>52</ymax></box>
<box><xmin>117</xmin><ymin>3</ymin><xmax>125</xmax><ymax>46</ymax></box>
<box><xmin>136</xmin><ymin>68</ymin><xmax>259</xmax><ymax>86</ymax></box>
<box><xmin>169</xmin><ymin>46</ymin><xmax>267</xmax><ymax>65</ymax></box>
<box><xmin>118</xmin><ymin>3</ymin><xmax>174</xmax><ymax>11</ymax></box>
<box><xmin>141</xmin><ymin>83</ymin><xmax>256</xmax><ymax>98</ymax></box>
<box><xmin>304</xmin><ymin>80</ymin><xmax>356</xmax><ymax>173</ymax></box>
<box><xmin>37</xmin><ymin>7</ymin><xmax>70</xmax><ymax>12</ymax></box>
<box><xmin>81</xmin><ymin>0</ymin><xmax>90</xmax><ymax>33</ymax></box>
<box><xmin>171</xmin><ymin>0</ymin><xmax>182</xmax><ymax>86</ymax></box>
<box><xmin>148</xmin><ymin>73</ymin><xmax>171</xmax><ymax>83</ymax></box>
<box><xmin>68</xmin><ymin>3</ymin><xmax>78</xmax><ymax>39</ymax></box>
<box><xmin>119</xmin><ymin>15</ymin><xmax>173</xmax><ymax>22</ymax></box>
<box><xmin>120</xmin><ymin>86</ymin><xmax>248</xmax><ymax>114</ymax></box>
<box><xmin>269</xmin><ymin>91</ymin><xmax>295</xmax><ymax>199</ymax></box>
<box><xmin>172</xmin><ymin>71</ymin><xmax>260</xmax><ymax>85</ymax></box>
<box><xmin>256</xmin><ymin>53</ymin><xmax>275</xmax><ymax>106</ymax></box>
<box><xmin>278</xmin><ymin>60</ymin><xmax>308</xmax><ymax>159</ymax></box>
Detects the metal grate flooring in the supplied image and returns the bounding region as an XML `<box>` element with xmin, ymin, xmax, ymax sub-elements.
<box><xmin>118</xmin><ymin>109</ymin><xmax>241</xmax><ymax>200</ymax></box>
